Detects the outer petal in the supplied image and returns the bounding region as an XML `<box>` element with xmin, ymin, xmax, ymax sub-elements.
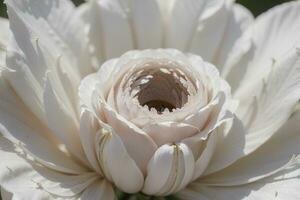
<box><xmin>0</xmin><ymin>17</ymin><xmax>9</xmax><ymax>68</ymax></box>
<box><xmin>1</xmin><ymin>188</ymin><xmax>12</xmax><ymax>200</ymax></box>
<box><xmin>80</xmin><ymin>179</ymin><xmax>115</xmax><ymax>200</ymax></box>
<box><xmin>96</xmin><ymin>128</ymin><xmax>144</xmax><ymax>193</ymax></box>
<box><xmin>187</xmin><ymin>1</ymin><xmax>230</xmax><ymax>61</ymax></box>
<box><xmin>43</xmin><ymin>75</ymin><xmax>88</xmax><ymax>166</ymax></box>
<box><xmin>122</xmin><ymin>0</ymin><xmax>162</xmax><ymax>49</ymax></box>
<box><xmin>87</xmin><ymin>0</ymin><xmax>134</xmax><ymax>63</ymax></box>
<box><xmin>215</xmin><ymin>4</ymin><xmax>254</xmax><ymax>69</ymax></box>
<box><xmin>234</xmin><ymin>1</ymin><xmax>300</xmax><ymax>94</ymax></box>
<box><xmin>5</xmin><ymin>0</ymin><xmax>82</xmax><ymax>125</ymax></box>
<box><xmin>199</xmin><ymin>111</ymin><xmax>300</xmax><ymax>186</ymax></box>
<box><xmin>203</xmin><ymin>116</ymin><xmax>245</xmax><ymax>175</ymax></box>
<box><xmin>79</xmin><ymin>109</ymin><xmax>102</xmax><ymax>174</ymax></box>
<box><xmin>165</xmin><ymin>0</ymin><xmax>229</xmax><ymax>61</ymax></box>
<box><xmin>0</xmin><ymin>136</ymin><xmax>97</xmax><ymax>199</ymax></box>
<box><xmin>143</xmin><ymin>143</ymin><xmax>195</xmax><ymax>196</ymax></box>
<box><xmin>240</xmin><ymin>48</ymin><xmax>300</xmax><ymax>156</ymax></box>
<box><xmin>0</xmin><ymin>73</ymin><xmax>87</xmax><ymax>175</ymax></box>
<box><xmin>6</xmin><ymin>0</ymin><xmax>93</xmax><ymax>78</ymax></box>
<box><xmin>180</xmin><ymin>163</ymin><xmax>300</xmax><ymax>200</ymax></box>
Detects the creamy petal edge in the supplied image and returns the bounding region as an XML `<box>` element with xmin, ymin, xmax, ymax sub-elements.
<box><xmin>178</xmin><ymin>161</ymin><xmax>300</xmax><ymax>200</ymax></box>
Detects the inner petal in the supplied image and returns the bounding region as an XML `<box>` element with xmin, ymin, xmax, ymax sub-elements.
<box><xmin>130</xmin><ymin>67</ymin><xmax>191</xmax><ymax>114</ymax></box>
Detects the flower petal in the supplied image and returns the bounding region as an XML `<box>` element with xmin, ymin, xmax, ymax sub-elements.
<box><xmin>1</xmin><ymin>188</ymin><xmax>12</xmax><ymax>200</ymax></box>
<box><xmin>79</xmin><ymin>109</ymin><xmax>102</xmax><ymax>174</ymax></box>
<box><xmin>102</xmin><ymin>103</ymin><xmax>157</xmax><ymax>173</ymax></box>
<box><xmin>0</xmin><ymin>17</ymin><xmax>9</xmax><ymax>68</ymax></box>
<box><xmin>80</xmin><ymin>179</ymin><xmax>115</xmax><ymax>200</ymax></box>
<box><xmin>0</xmin><ymin>74</ymin><xmax>87</xmax><ymax>175</ymax></box>
<box><xmin>215</xmin><ymin>4</ymin><xmax>253</xmax><ymax>69</ymax></box>
<box><xmin>180</xmin><ymin>162</ymin><xmax>300</xmax><ymax>200</ymax></box>
<box><xmin>143</xmin><ymin>143</ymin><xmax>195</xmax><ymax>196</ymax></box>
<box><xmin>88</xmin><ymin>0</ymin><xmax>134</xmax><ymax>62</ymax></box>
<box><xmin>199</xmin><ymin>111</ymin><xmax>300</xmax><ymax>186</ymax></box>
<box><xmin>6</xmin><ymin>0</ymin><xmax>93</xmax><ymax>78</ymax></box>
<box><xmin>239</xmin><ymin>48</ymin><xmax>300</xmax><ymax>157</ymax></box>
<box><xmin>234</xmin><ymin>1</ymin><xmax>300</xmax><ymax>95</ymax></box>
<box><xmin>123</xmin><ymin>0</ymin><xmax>162</xmax><ymax>49</ymax></box>
<box><xmin>96</xmin><ymin>129</ymin><xmax>144</xmax><ymax>193</ymax></box>
<box><xmin>165</xmin><ymin>0</ymin><xmax>229</xmax><ymax>61</ymax></box>
<box><xmin>0</xmin><ymin>136</ymin><xmax>97</xmax><ymax>199</ymax></box>
<box><xmin>143</xmin><ymin>122</ymin><xmax>199</xmax><ymax>146</ymax></box>
<box><xmin>187</xmin><ymin>0</ymin><xmax>231</xmax><ymax>61</ymax></box>
<box><xmin>192</xmin><ymin>132</ymin><xmax>217</xmax><ymax>180</ymax></box>
<box><xmin>203</xmin><ymin>115</ymin><xmax>246</xmax><ymax>175</ymax></box>
<box><xmin>43</xmin><ymin>75</ymin><xmax>88</xmax><ymax>166</ymax></box>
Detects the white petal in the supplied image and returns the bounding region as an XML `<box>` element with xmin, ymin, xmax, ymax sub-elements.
<box><xmin>203</xmin><ymin>116</ymin><xmax>246</xmax><ymax>175</ymax></box>
<box><xmin>165</xmin><ymin>0</ymin><xmax>229</xmax><ymax>60</ymax></box>
<box><xmin>4</xmin><ymin>51</ymin><xmax>46</xmax><ymax>125</ymax></box>
<box><xmin>188</xmin><ymin>1</ymin><xmax>231</xmax><ymax>61</ymax></box>
<box><xmin>79</xmin><ymin>59</ymin><xmax>118</xmax><ymax>110</ymax></box>
<box><xmin>123</xmin><ymin>0</ymin><xmax>162</xmax><ymax>49</ymax></box>
<box><xmin>215</xmin><ymin>4</ymin><xmax>254</xmax><ymax>69</ymax></box>
<box><xmin>43</xmin><ymin>75</ymin><xmax>88</xmax><ymax>166</ymax></box>
<box><xmin>240</xmin><ymin>48</ymin><xmax>300</xmax><ymax>156</ymax></box>
<box><xmin>5</xmin><ymin>6</ymin><xmax>80</xmax><ymax>125</ymax></box>
<box><xmin>102</xmin><ymin>103</ymin><xmax>157</xmax><ymax>173</ymax></box>
<box><xmin>88</xmin><ymin>0</ymin><xmax>134</xmax><ymax>62</ymax></box>
<box><xmin>0</xmin><ymin>74</ymin><xmax>86</xmax><ymax>175</ymax></box>
<box><xmin>80</xmin><ymin>179</ymin><xmax>115</xmax><ymax>200</ymax></box>
<box><xmin>235</xmin><ymin>1</ymin><xmax>300</xmax><ymax>96</ymax></box>
<box><xmin>192</xmin><ymin>132</ymin><xmax>217</xmax><ymax>180</ymax></box>
<box><xmin>96</xmin><ymin>129</ymin><xmax>144</xmax><ymax>193</ymax></box>
<box><xmin>6</xmin><ymin>0</ymin><xmax>93</xmax><ymax>78</ymax></box>
<box><xmin>200</xmin><ymin>111</ymin><xmax>300</xmax><ymax>186</ymax></box>
<box><xmin>79</xmin><ymin>109</ymin><xmax>102</xmax><ymax>174</ymax></box>
<box><xmin>0</xmin><ymin>17</ymin><xmax>9</xmax><ymax>68</ymax></box>
<box><xmin>175</xmin><ymin>188</ymin><xmax>209</xmax><ymax>200</ymax></box>
<box><xmin>143</xmin><ymin>122</ymin><xmax>199</xmax><ymax>146</ymax></box>
<box><xmin>1</xmin><ymin>188</ymin><xmax>12</xmax><ymax>200</ymax></box>
<box><xmin>0</xmin><ymin>136</ymin><xmax>96</xmax><ymax>199</ymax></box>
<box><xmin>182</xmin><ymin>162</ymin><xmax>300</xmax><ymax>200</ymax></box>
<box><xmin>143</xmin><ymin>143</ymin><xmax>195</xmax><ymax>196</ymax></box>
<box><xmin>0</xmin><ymin>17</ymin><xmax>9</xmax><ymax>47</ymax></box>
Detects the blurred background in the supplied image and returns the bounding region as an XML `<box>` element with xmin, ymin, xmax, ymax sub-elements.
<box><xmin>0</xmin><ymin>0</ymin><xmax>294</xmax><ymax>18</ymax></box>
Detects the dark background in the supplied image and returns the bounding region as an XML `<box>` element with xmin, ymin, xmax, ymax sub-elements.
<box><xmin>0</xmin><ymin>0</ymin><xmax>293</xmax><ymax>18</ymax></box>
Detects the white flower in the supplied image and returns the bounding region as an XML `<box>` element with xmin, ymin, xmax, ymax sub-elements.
<box><xmin>0</xmin><ymin>0</ymin><xmax>300</xmax><ymax>200</ymax></box>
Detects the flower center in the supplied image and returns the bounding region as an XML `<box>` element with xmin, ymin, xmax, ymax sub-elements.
<box><xmin>129</xmin><ymin>66</ymin><xmax>192</xmax><ymax>114</ymax></box>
